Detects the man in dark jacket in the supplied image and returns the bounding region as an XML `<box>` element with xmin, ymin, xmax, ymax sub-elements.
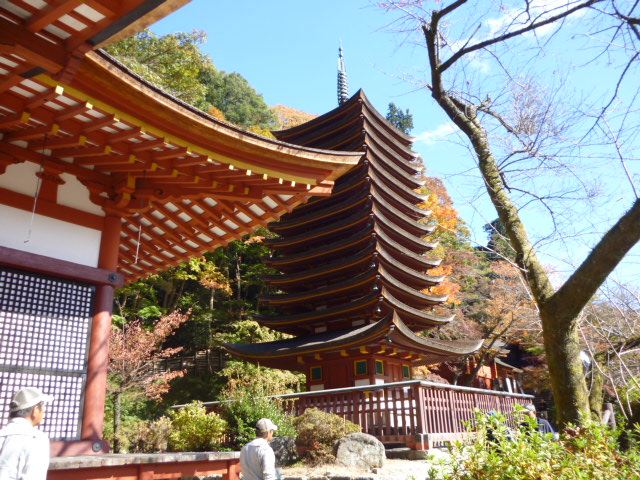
<box><xmin>523</xmin><ymin>403</ymin><xmax>556</xmax><ymax>435</ymax></box>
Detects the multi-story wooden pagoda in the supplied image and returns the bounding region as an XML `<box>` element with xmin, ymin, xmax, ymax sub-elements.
<box><xmin>224</xmin><ymin>90</ymin><xmax>482</xmax><ymax>390</ymax></box>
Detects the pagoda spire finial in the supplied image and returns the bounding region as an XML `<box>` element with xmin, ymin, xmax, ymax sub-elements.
<box><xmin>337</xmin><ymin>41</ymin><xmax>349</xmax><ymax>105</ymax></box>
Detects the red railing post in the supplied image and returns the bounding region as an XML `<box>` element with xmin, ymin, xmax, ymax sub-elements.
<box><xmin>414</xmin><ymin>383</ymin><xmax>426</xmax><ymax>435</ymax></box>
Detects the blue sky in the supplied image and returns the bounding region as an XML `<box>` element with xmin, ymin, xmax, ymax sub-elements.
<box><xmin>152</xmin><ymin>0</ymin><xmax>491</xmax><ymax>230</ymax></box>
<box><xmin>152</xmin><ymin>1</ymin><xmax>639</xmax><ymax>287</ymax></box>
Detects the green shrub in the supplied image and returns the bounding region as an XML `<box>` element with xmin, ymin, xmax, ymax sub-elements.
<box><xmin>219</xmin><ymin>390</ymin><xmax>295</xmax><ymax>449</ymax></box>
<box><xmin>445</xmin><ymin>410</ymin><xmax>640</xmax><ymax>480</ymax></box>
<box><xmin>127</xmin><ymin>416</ymin><xmax>173</xmax><ymax>453</ymax></box>
<box><xmin>292</xmin><ymin>408</ymin><xmax>361</xmax><ymax>465</ymax></box>
<box><xmin>168</xmin><ymin>401</ymin><xmax>227</xmax><ymax>452</ymax></box>
<box><xmin>218</xmin><ymin>362</ymin><xmax>298</xmax><ymax>448</ymax></box>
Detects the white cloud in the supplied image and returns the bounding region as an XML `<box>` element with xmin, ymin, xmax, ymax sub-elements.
<box><xmin>486</xmin><ymin>0</ymin><xmax>587</xmax><ymax>39</ymax></box>
<box><xmin>414</xmin><ymin>122</ymin><xmax>458</xmax><ymax>145</ymax></box>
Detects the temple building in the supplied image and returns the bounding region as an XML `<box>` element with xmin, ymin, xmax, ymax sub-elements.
<box><xmin>224</xmin><ymin>86</ymin><xmax>483</xmax><ymax>390</ymax></box>
<box><xmin>0</xmin><ymin>0</ymin><xmax>359</xmax><ymax>456</ymax></box>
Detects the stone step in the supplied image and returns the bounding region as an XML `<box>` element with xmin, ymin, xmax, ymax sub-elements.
<box><xmin>381</xmin><ymin>441</ymin><xmax>407</xmax><ymax>450</ymax></box>
<box><xmin>384</xmin><ymin>448</ymin><xmax>431</xmax><ymax>460</ymax></box>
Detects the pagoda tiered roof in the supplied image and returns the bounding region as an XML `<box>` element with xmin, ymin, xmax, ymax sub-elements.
<box><xmin>225</xmin><ymin>313</ymin><xmax>482</xmax><ymax>371</ymax></box>
<box><xmin>225</xmin><ymin>90</ymin><xmax>481</xmax><ymax>372</ymax></box>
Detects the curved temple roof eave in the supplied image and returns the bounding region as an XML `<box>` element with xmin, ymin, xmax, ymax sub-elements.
<box><xmin>0</xmin><ymin>50</ymin><xmax>363</xmax><ymax>282</ymax></box>
<box><xmin>78</xmin><ymin>51</ymin><xmax>363</xmax><ymax>184</ymax></box>
<box><xmin>223</xmin><ymin>312</ymin><xmax>482</xmax><ymax>362</ymax></box>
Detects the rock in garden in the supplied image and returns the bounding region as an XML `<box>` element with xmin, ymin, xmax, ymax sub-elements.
<box><xmin>333</xmin><ymin>433</ymin><xmax>385</xmax><ymax>469</ymax></box>
<box><xmin>270</xmin><ymin>436</ymin><xmax>298</xmax><ymax>467</ymax></box>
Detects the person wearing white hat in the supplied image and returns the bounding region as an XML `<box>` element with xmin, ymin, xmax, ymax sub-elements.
<box><xmin>239</xmin><ymin>418</ymin><xmax>278</xmax><ymax>480</ymax></box>
<box><xmin>0</xmin><ymin>387</ymin><xmax>54</xmax><ymax>480</ymax></box>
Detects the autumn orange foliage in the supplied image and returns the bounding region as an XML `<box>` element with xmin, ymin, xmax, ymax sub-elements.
<box><xmin>417</xmin><ymin>178</ymin><xmax>461</xmax><ymax>235</ymax></box>
<box><xmin>272</xmin><ymin>104</ymin><xmax>317</xmax><ymax>130</ymax></box>
<box><xmin>109</xmin><ymin>311</ymin><xmax>189</xmax><ymax>400</ymax></box>
<box><xmin>424</xmin><ymin>264</ymin><xmax>462</xmax><ymax>305</ymax></box>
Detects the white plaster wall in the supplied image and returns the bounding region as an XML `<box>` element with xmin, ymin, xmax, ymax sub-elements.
<box><xmin>58</xmin><ymin>172</ymin><xmax>104</xmax><ymax>216</ymax></box>
<box><xmin>0</xmin><ymin>204</ymin><xmax>101</xmax><ymax>267</ymax></box>
<box><xmin>0</xmin><ymin>163</ymin><xmax>105</xmax><ymax>217</ymax></box>
<box><xmin>0</xmin><ymin>162</ymin><xmax>40</xmax><ymax>196</ymax></box>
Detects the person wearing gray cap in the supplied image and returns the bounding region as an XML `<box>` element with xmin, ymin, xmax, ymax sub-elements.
<box><xmin>0</xmin><ymin>387</ymin><xmax>54</xmax><ymax>480</ymax></box>
<box><xmin>239</xmin><ymin>418</ymin><xmax>279</xmax><ymax>480</ymax></box>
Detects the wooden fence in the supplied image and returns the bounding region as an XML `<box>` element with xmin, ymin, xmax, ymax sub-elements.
<box><xmin>278</xmin><ymin>380</ymin><xmax>533</xmax><ymax>449</ymax></box>
<box><xmin>151</xmin><ymin>349</ymin><xmax>227</xmax><ymax>375</ymax></box>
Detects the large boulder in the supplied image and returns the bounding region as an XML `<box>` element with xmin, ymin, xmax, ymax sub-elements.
<box><xmin>333</xmin><ymin>433</ymin><xmax>385</xmax><ymax>469</ymax></box>
<box><xmin>270</xmin><ymin>436</ymin><xmax>298</xmax><ymax>467</ymax></box>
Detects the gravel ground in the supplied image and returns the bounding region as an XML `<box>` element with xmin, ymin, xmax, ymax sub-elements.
<box><xmin>278</xmin><ymin>449</ymin><xmax>453</xmax><ymax>480</ymax></box>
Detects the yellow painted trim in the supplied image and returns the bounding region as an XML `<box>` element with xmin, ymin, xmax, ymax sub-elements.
<box><xmin>128</xmin><ymin>154</ymin><xmax>136</xmax><ymax>163</ymax></box>
<box><xmin>314</xmin><ymin>354</ymin><xmax>322</xmax><ymax>360</ymax></box>
<box><xmin>375</xmin><ymin>359</ymin><xmax>384</xmax><ymax>375</ymax></box>
<box><xmin>402</xmin><ymin>364</ymin><xmax>411</xmax><ymax>379</ymax></box>
<box><xmin>104</xmin><ymin>145</ymin><xmax>112</xmax><ymax>155</ymax></box>
<box><xmin>37</xmin><ymin>75</ymin><xmax>320</xmax><ymax>185</ymax></box>
<box><xmin>340</xmin><ymin>350</ymin><xmax>348</xmax><ymax>357</ymax></box>
<box><xmin>21</xmin><ymin>112</ymin><xmax>31</xmax><ymax>123</ymax></box>
<box><xmin>51</xmin><ymin>124</ymin><xmax>59</xmax><ymax>135</ymax></box>
<box><xmin>297</xmin><ymin>356</ymin><xmax>304</xmax><ymax>364</ymax></box>
<box><xmin>151</xmin><ymin>162</ymin><xmax>158</xmax><ymax>171</ymax></box>
<box><xmin>171</xmin><ymin>169</ymin><xmax>179</xmax><ymax>177</ymax></box>
<box><xmin>360</xmin><ymin>347</ymin><xmax>368</xmax><ymax>354</ymax></box>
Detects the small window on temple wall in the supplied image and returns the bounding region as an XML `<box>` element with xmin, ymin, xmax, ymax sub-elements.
<box><xmin>375</xmin><ymin>360</ymin><xmax>384</xmax><ymax>375</ymax></box>
<box><xmin>402</xmin><ymin>364</ymin><xmax>411</xmax><ymax>379</ymax></box>
<box><xmin>355</xmin><ymin>360</ymin><xmax>368</xmax><ymax>375</ymax></box>
<box><xmin>310</xmin><ymin>366</ymin><xmax>322</xmax><ymax>381</ymax></box>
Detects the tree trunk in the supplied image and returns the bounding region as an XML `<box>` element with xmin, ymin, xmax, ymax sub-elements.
<box><xmin>539</xmin><ymin>308</ymin><xmax>590</xmax><ymax>425</ymax></box>
<box><xmin>588</xmin><ymin>365</ymin><xmax>606</xmax><ymax>421</ymax></box>
<box><xmin>422</xmin><ymin>9</ymin><xmax>640</xmax><ymax>428</ymax></box>
<box><xmin>113</xmin><ymin>393</ymin><xmax>123</xmax><ymax>453</ymax></box>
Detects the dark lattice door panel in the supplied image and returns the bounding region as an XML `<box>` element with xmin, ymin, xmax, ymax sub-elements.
<box><xmin>0</xmin><ymin>267</ymin><xmax>95</xmax><ymax>441</ymax></box>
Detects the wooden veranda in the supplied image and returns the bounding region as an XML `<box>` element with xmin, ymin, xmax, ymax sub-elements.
<box><xmin>199</xmin><ymin>380</ymin><xmax>534</xmax><ymax>450</ymax></box>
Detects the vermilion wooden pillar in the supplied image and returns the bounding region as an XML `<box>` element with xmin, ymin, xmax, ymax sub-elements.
<box><xmin>82</xmin><ymin>214</ymin><xmax>121</xmax><ymax>445</ymax></box>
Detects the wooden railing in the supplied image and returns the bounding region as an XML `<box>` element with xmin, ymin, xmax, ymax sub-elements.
<box><xmin>278</xmin><ymin>381</ymin><xmax>533</xmax><ymax>449</ymax></box>
<box><xmin>192</xmin><ymin>380</ymin><xmax>533</xmax><ymax>449</ymax></box>
<box><xmin>151</xmin><ymin>349</ymin><xmax>227</xmax><ymax>375</ymax></box>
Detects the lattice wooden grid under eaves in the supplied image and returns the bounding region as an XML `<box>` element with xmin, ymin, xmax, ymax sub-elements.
<box><xmin>0</xmin><ymin>267</ymin><xmax>95</xmax><ymax>441</ymax></box>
